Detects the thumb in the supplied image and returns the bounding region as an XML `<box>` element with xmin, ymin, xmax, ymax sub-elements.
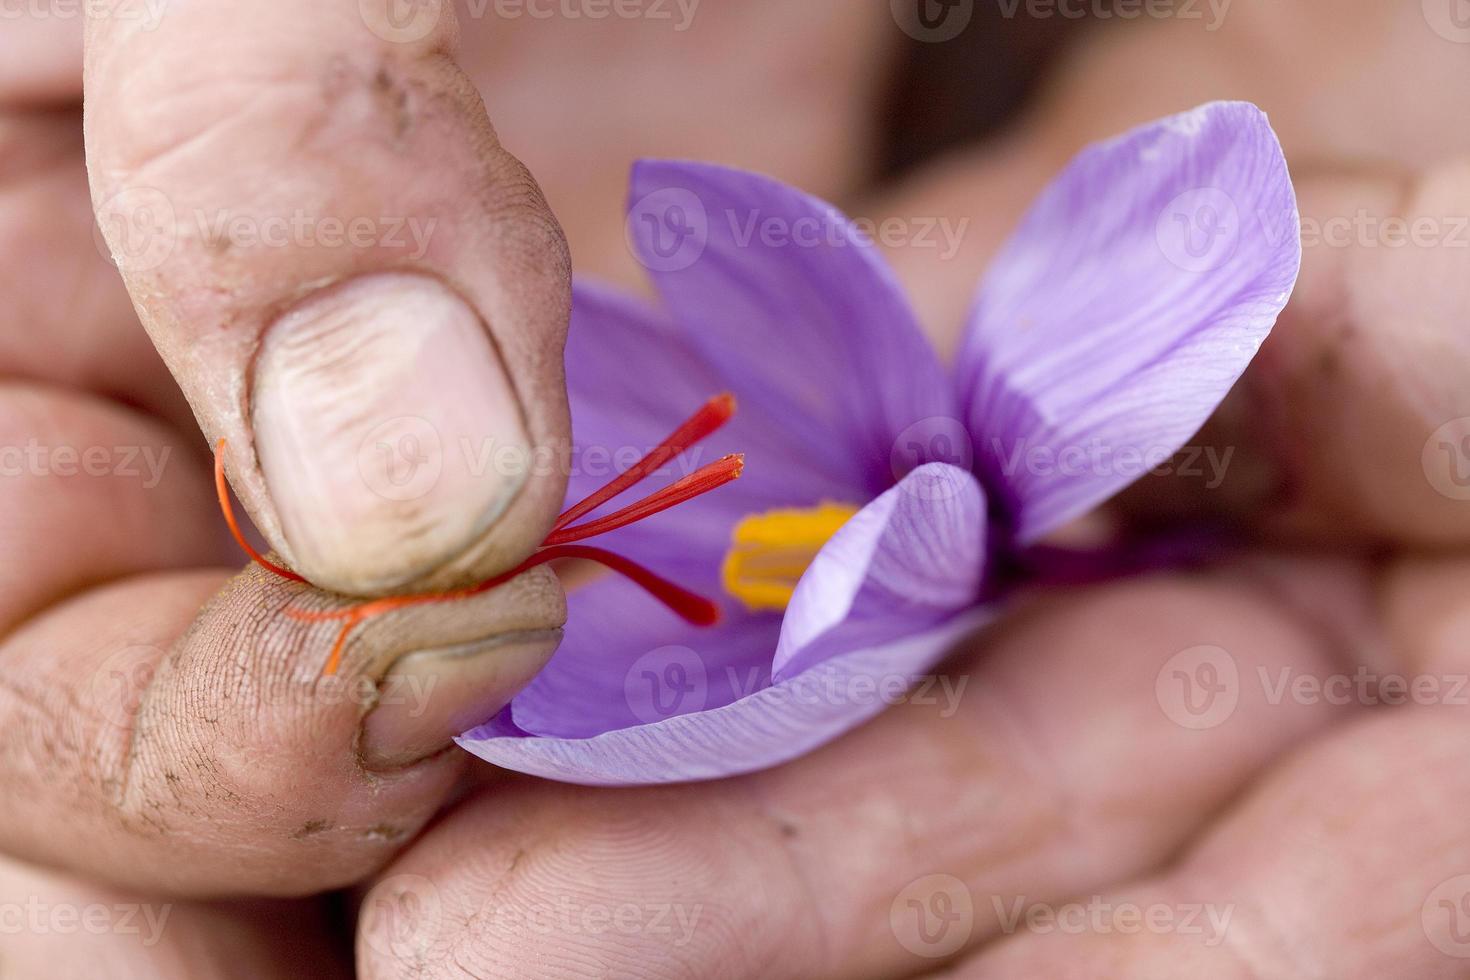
<box><xmin>85</xmin><ymin>0</ymin><xmax>570</xmax><ymax>595</ymax></box>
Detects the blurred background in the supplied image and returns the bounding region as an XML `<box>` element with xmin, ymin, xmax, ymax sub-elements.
<box><xmin>463</xmin><ymin>0</ymin><xmax>1470</xmax><ymax>545</ymax></box>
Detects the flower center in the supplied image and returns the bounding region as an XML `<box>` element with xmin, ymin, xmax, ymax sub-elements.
<box><xmin>721</xmin><ymin>502</ymin><xmax>861</xmax><ymax>612</ymax></box>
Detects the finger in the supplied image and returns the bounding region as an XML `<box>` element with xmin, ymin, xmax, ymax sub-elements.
<box><xmin>1028</xmin><ymin>0</ymin><xmax>1470</xmax><ymax>171</ymax></box>
<box><xmin>0</xmin><ymin>6</ymin><xmax>193</xmax><ymax>433</ymax></box>
<box><xmin>0</xmin><ymin>4</ymin><xmax>82</xmax><ymax>105</ymax></box>
<box><xmin>85</xmin><ymin>0</ymin><xmax>572</xmax><ymax>595</ymax></box>
<box><xmin>355</xmin><ymin>565</ymin><xmax>1353</xmax><ymax>979</ymax></box>
<box><xmin>0</xmin><ymin>850</ymin><xmax>345</xmax><ymax>979</ymax></box>
<box><xmin>1</xmin><ymin>564</ymin><xmax>564</xmax><ymax>897</ymax></box>
<box><xmin>0</xmin><ymin>385</ymin><xmax>564</xmax><ymax>896</ymax></box>
<box><xmin>1381</xmin><ymin>555</ymin><xmax>1470</xmax><ymax>675</ymax></box>
<box><xmin>0</xmin><ymin>113</ymin><xmax>191</xmax><ymax>427</ymax></box>
<box><xmin>0</xmin><ymin>382</ymin><xmax>222</xmax><ymax>635</ymax></box>
<box><xmin>1121</xmin><ymin>163</ymin><xmax>1470</xmax><ymax>547</ymax></box>
<box><xmin>943</xmin><ymin>565</ymin><xmax>1470</xmax><ymax>977</ymax></box>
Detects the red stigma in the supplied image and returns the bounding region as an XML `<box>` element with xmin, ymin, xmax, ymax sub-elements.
<box><xmin>215</xmin><ymin>394</ymin><xmax>743</xmax><ymax>675</ymax></box>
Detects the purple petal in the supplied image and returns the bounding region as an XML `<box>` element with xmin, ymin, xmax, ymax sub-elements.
<box><xmin>774</xmin><ymin>463</ymin><xmax>988</xmax><ymax>680</ymax></box>
<box><xmin>457</xmin><ymin>610</ymin><xmax>990</xmax><ymax>786</ymax></box>
<box><xmin>561</xmin><ymin>280</ymin><xmax>862</xmax><ymax>561</ymax></box>
<box><xmin>628</xmin><ymin>161</ymin><xmax>960</xmax><ymax>496</ymax></box>
<box><xmin>508</xmin><ymin>570</ymin><xmax>782</xmax><ymax>739</ymax></box>
<box><xmin>957</xmin><ymin>101</ymin><xmax>1301</xmax><ymax>543</ymax></box>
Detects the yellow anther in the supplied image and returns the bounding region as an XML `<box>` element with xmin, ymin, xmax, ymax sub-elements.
<box><xmin>721</xmin><ymin>502</ymin><xmax>860</xmax><ymax>612</ymax></box>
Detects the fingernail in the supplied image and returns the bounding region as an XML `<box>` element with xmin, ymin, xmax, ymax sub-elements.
<box><xmin>360</xmin><ymin>630</ymin><xmax>561</xmax><ymax>771</ymax></box>
<box><xmin>253</xmin><ymin>272</ymin><xmax>530</xmax><ymax>594</ymax></box>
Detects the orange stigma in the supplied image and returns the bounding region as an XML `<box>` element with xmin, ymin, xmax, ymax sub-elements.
<box><xmin>214</xmin><ymin>394</ymin><xmax>743</xmax><ymax>676</ymax></box>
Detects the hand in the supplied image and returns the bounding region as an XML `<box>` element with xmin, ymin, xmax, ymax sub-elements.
<box><xmin>3</xmin><ymin>2</ymin><xmax>1466</xmax><ymax>977</ymax></box>
<box><xmin>352</xmin><ymin>3</ymin><xmax>1470</xmax><ymax>977</ymax></box>
<box><xmin>0</xmin><ymin>0</ymin><xmax>896</xmax><ymax>974</ymax></box>
<box><xmin>1</xmin><ymin>0</ymin><xmax>579</xmax><ymax>911</ymax></box>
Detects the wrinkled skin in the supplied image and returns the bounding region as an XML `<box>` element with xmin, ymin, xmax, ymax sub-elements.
<box><xmin>1</xmin><ymin>1</ymin><xmax>1469</xmax><ymax>976</ymax></box>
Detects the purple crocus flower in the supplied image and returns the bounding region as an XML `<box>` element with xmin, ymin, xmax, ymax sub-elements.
<box><xmin>458</xmin><ymin>101</ymin><xmax>1301</xmax><ymax>785</ymax></box>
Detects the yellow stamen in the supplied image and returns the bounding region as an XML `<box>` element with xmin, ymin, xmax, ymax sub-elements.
<box><xmin>721</xmin><ymin>502</ymin><xmax>861</xmax><ymax>612</ymax></box>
